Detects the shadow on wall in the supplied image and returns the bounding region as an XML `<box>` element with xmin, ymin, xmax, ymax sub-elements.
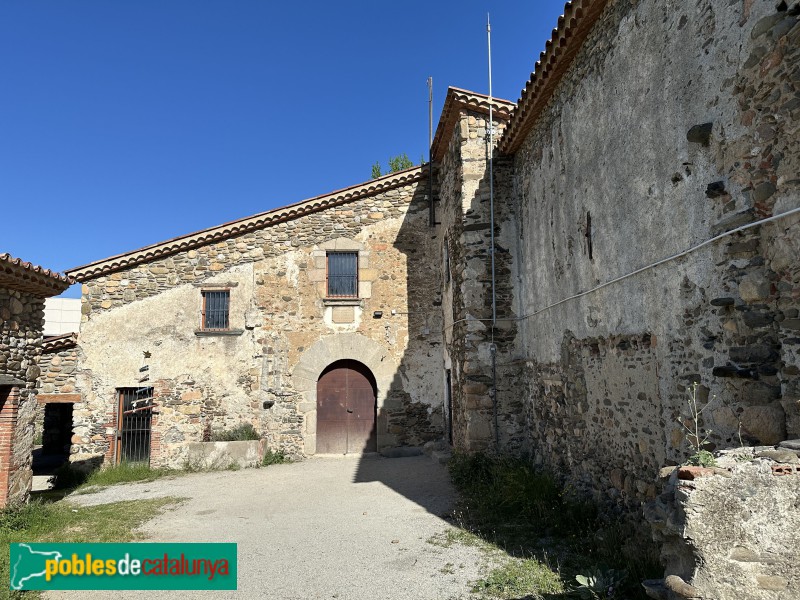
<box><xmin>316</xmin><ymin>174</ymin><xmax>452</xmax><ymax>516</ymax></box>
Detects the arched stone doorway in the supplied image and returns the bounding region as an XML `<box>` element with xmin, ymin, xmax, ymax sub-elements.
<box><xmin>316</xmin><ymin>360</ymin><xmax>377</xmax><ymax>454</ymax></box>
<box><xmin>291</xmin><ymin>333</ymin><xmax>397</xmax><ymax>455</ymax></box>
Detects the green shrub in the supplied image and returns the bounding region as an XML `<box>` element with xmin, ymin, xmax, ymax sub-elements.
<box><xmin>210</xmin><ymin>423</ymin><xmax>260</xmax><ymax>442</ymax></box>
<box><xmin>687</xmin><ymin>449</ymin><xmax>717</xmax><ymax>467</ymax></box>
<box><xmin>262</xmin><ymin>449</ymin><xmax>289</xmax><ymax>466</ymax></box>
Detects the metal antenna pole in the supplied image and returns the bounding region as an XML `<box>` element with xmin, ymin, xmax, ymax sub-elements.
<box><xmin>428</xmin><ymin>76</ymin><xmax>433</xmax><ymax>148</ymax></box>
<box><xmin>487</xmin><ymin>15</ymin><xmax>496</xmax><ymax>327</ymax></box>
<box><xmin>428</xmin><ymin>76</ymin><xmax>435</xmax><ymax>227</ymax></box>
<box><xmin>487</xmin><ymin>14</ymin><xmax>499</xmax><ymax>450</ymax></box>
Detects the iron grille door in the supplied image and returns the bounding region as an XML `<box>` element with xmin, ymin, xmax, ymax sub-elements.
<box><xmin>118</xmin><ymin>387</ymin><xmax>154</xmax><ymax>464</ymax></box>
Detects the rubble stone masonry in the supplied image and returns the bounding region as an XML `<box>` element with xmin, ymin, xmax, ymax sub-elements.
<box><xmin>510</xmin><ymin>0</ymin><xmax>799</xmax><ymax>510</ymax></box>
<box><xmin>0</xmin><ymin>289</ymin><xmax>45</xmax><ymax>505</ymax></box>
<box><xmin>73</xmin><ymin>174</ymin><xmax>444</xmax><ymax>467</ymax></box>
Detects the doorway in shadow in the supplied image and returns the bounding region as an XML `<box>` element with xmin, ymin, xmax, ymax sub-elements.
<box><xmin>33</xmin><ymin>402</ymin><xmax>73</xmax><ymax>476</ymax></box>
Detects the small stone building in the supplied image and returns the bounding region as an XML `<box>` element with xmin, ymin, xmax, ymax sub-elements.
<box><xmin>0</xmin><ymin>254</ymin><xmax>71</xmax><ymax>507</ymax></box>
<box><xmin>67</xmin><ymin>170</ymin><xmax>445</xmax><ymax>467</ymax></box>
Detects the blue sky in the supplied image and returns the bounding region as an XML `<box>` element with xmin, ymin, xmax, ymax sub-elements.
<box><xmin>2</xmin><ymin>1</ymin><xmax>566</xmax><ymax>297</ymax></box>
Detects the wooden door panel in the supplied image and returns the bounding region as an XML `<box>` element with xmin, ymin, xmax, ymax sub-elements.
<box><xmin>316</xmin><ymin>370</ymin><xmax>348</xmax><ymax>454</ymax></box>
<box><xmin>316</xmin><ymin>361</ymin><xmax>376</xmax><ymax>454</ymax></box>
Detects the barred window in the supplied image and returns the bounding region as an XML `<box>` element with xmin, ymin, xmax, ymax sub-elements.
<box><xmin>326</xmin><ymin>252</ymin><xmax>358</xmax><ymax>298</ymax></box>
<box><xmin>201</xmin><ymin>290</ymin><xmax>230</xmax><ymax>330</ymax></box>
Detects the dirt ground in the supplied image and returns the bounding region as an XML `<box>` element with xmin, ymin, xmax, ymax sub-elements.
<box><xmin>45</xmin><ymin>455</ymin><xmax>488</xmax><ymax>600</ymax></box>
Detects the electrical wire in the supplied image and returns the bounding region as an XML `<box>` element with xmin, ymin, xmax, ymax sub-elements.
<box><xmin>442</xmin><ymin>204</ymin><xmax>800</xmax><ymax>333</ymax></box>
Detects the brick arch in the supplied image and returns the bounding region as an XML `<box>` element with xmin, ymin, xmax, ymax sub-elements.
<box><xmin>292</xmin><ymin>333</ymin><xmax>395</xmax><ymax>455</ymax></box>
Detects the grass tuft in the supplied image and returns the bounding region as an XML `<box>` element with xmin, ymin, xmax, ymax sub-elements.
<box><xmin>473</xmin><ymin>558</ymin><xmax>564</xmax><ymax>598</ymax></box>
<box><xmin>82</xmin><ymin>462</ymin><xmax>172</xmax><ymax>487</ymax></box>
<box><xmin>50</xmin><ymin>461</ymin><xmax>175</xmax><ymax>493</ymax></box>
<box><xmin>262</xmin><ymin>449</ymin><xmax>289</xmax><ymax>466</ymax></box>
<box><xmin>446</xmin><ymin>452</ymin><xmax>660</xmax><ymax>599</ymax></box>
<box><xmin>0</xmin><ymin>496</ymin><xmax>181</xmax><ymax>599</ymax></box>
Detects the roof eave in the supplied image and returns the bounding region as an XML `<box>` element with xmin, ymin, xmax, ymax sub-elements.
<box><xmin>68</xmin><ymin>165</ymin><xmax>429</xmax><ymax>281</ymax></box>
<box><xmin>499</xmin><ymin>0</ymin><xmax>610</xmax><ymax>154</ymax></box>
<box><xmin>430</xmin><ymin>87</ymin><xmax>515</xmax><ymax>162</ymax></box>
<box><xmin>0</xmin><ymin>254</ymin><xmax>73</xmax><ymax>297</ymax></box>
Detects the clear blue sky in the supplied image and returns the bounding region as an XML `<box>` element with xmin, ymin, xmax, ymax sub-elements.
<box><xmin>2</xmin><ymin>1</ymin><xmax>566</xmax><ymax>297</ymax></box>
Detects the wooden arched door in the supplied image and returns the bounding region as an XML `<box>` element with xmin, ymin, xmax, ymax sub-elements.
<box><xmin>316</xmin><ymin>360</ymin><xmax>377</xmax><ymax>454</ymax></box>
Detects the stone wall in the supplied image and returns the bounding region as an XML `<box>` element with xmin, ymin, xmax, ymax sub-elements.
<box><xmin>645</xmin><ymin>443</ymin><xmax>800</xmax><ymax>600</ymax></box>
<box><xmin>73</xmin><ymin>175</ymin><xmax>445</xmax><ymax>467</ymax></box>
<box><xmin>437</xmin><ymin>106</ymin><xmax>525</xmax><ymax>452</ymax></box>
<box><xmin>509</xmin><ymin>0</ymin><xmax>799</xmax><ymax>510</ymax></box>
<box><xmin>0</xmin><ymin>289</ymin><xmax>45</xmax><ymax>506</ymax></box>
<box><xmin>38</xmin><ymin>344</ymin><xmax>78</xmax><ymax>396</ymax></box>
<box><xmin>34</xmin><ymin>341</ymin><xmax>79</xmax><ymax>455</ymax></box>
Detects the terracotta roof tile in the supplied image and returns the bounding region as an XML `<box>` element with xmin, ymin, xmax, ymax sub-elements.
<box><xmin>0</xmin><ymin>254</ymin><xmax>73</xmax><ymax>297</ymax></box>
<box><xmin>499</xmin><ymin>0</ymin><xmax>609</xmax><ymax>154</ymax></box>
<box><xmin>68</xmin><ymin>166</ymin><xmax>428</xmax><ymax>281</ymax></box>
<box><xmin>431</xmin><ymin>87</ymin><xmax>515</xmax><ymax>162</ymax></box>
<box><xmin>42</xmin><ymin>332</ymin><xmax>78</xmax><ymax>354</ymax></box>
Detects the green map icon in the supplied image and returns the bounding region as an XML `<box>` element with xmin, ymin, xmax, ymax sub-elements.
<box><xmin>10</xmin><ymin>544</ymin><xmax>63</xmax><ymax>590</ymax></box>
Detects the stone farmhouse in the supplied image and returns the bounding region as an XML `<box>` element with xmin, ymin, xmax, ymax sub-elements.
<box><xmin>54</xmin><ymin>0</ymin><xmax>797</xmax><ymax>515</ymax></box>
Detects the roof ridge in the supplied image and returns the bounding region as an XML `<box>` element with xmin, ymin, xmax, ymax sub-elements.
<box><xmin>68</xmin><ymin>166</ymin><xmax>428</xmax><ymax>281</ymax></box>
<box><xmin>431</xmin><ymin>86</ymin><xmax>516</xmax><ymax>162</ymax></box>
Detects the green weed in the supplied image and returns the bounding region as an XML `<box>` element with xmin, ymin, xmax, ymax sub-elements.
<box><xmin>262</xmin><ymin>449</ymin><xmax>289</xmax><ymax>466</ymax></box>
<box><xmin>446</xmin><ymin>452</ymin><xmax>660</xmax><ymax>599</ymax></box>
<box><xmin>473</xmin><ymin>558</ymin><xmax>564</xmax><ymax>598</ymax></box>
<box><xmin>0</xmin><ymin>496</ymin><xmax>181</xmax><ymax>599</ymax></box>
<box><xmin>210</xmin><ymin>424</ymin><xmax>260</xmax><ymax>442</ymax></box>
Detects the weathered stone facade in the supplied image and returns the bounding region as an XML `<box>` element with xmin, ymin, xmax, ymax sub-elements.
<box><xmin>433</xmin><ymin>89</ymin><xmax>519</xmax><ymax>452</ymax></box>
<box><xmin>646</xmin><ymin>444</ymin><xmax>800</xmax><ymax>600</ymax></box>
<box><xmin>38</xmin><ymin>335</ymin><xmax>79</xmax><ymax>397</ymax></box>
<box><xmin>0</xmin><ymin>289</ymin><xmax>44</xmax><ymax>505</ymax></box>
<box><xmin>497</xmin><ymin>0</ymin><xmax>800</xmax><ymax>511</ymax></box>
<box><xmin>34</xmin><ymin>335</ymin><xmax>80</xmax><ymax>457</ymax></box>
<box><xmin>56</xmin><ymin>2</ymin><xmax>798</xmax><ymax>594</ymax></box>
<box><xmin>68</xmin><ymin>171</ymin><xmax>445</xmax><ymax>467</ymax></box>
<box><xmin>0</xmin><ymin>255</ymin><xmax>70</xmax><ymax>506</ymax></box>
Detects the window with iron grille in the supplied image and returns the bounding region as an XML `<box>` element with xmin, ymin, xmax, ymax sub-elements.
<box><xmin>326</xmin><ymin>252</ymin><xmax>358</xmax><ymax>298</ymax></box>
<box><xmin>201</xmin><ymin>290</ymin><xmax>230</xmax><ymax>330</ymax></box>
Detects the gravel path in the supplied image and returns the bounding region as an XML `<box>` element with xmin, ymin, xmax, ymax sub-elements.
<box><xmin>46</xmin><ymin>455</ymin><xmax>487</xmax><ymax>600</ymax></box>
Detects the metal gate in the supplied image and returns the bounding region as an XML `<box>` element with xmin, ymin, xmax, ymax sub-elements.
<box><xmin>117</xmin><ymin>387</ymin><xmax>154</xmax><ymax>464</ymax></box>
<box><xmin>316</xmin><ymin>360</ymin><xmax>376</xmax><ymax>454</ymax></box>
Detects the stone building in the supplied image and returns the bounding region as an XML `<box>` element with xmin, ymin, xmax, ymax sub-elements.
<box><xmin>0</xmin><ymin>254</ymin><xmax>71</xmax><ymax>507</ymax></box>
<box><xmin>429</xmin><ymin>0</ymin><xmax>799</xmax><ymax>513</ymax></box>
<box><xmin>67</xmin><ymin>170</ymin><xmax>445</xmax><ymax>467</ymax></box>
<box><xmin>64</xmin><ymin>0</ymin><xmax>798</xmax><ymax>518</ymax></box>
